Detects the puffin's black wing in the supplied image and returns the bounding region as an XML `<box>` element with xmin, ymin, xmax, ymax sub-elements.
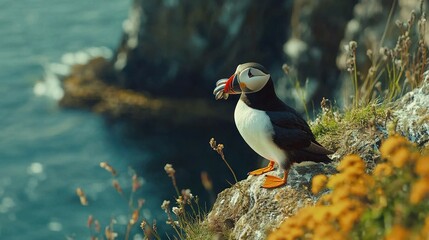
<box><xmin>265</xmin><ymin>109</ymin><xmax>314</xmax><ymax>137</ymax></box>
<box><xmin>266</xmin><ymin>110</ymin><xmax>333</xmax><ymax>156</ymax></box>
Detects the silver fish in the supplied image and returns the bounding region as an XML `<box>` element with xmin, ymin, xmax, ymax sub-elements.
<box><xmin>213</xmin><ymin>78</ymin><xmax>229</xmax><ymax>100</ymax></box>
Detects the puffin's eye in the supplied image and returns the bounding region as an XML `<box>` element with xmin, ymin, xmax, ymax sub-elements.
<box><xmin>248</xmin><ymin>69</ymin><xmax>254</xmax><ymax>78</ymax></box>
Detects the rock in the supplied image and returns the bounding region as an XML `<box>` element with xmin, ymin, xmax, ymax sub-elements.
<box><xmin>206</xmin><ymin>164</ymin><xmax>336</xmax><ymax>240</ymax></box>
<box><xmin>112</xmin><ymin>0</ymin><xmax>292</xmax><ymax>98</ymax></box>
<box><xmin>60</xmin><ymin>57</ymin><xmax>233</xmax><ymax>126</ymax></box>
<box><xmin>394</xmin><ymin>76</ymin><xmax>429</xmax><ymax>148</ymax></box>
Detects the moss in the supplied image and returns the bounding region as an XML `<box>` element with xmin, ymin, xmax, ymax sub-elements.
<box><xmin>311</xmin><ymin>111</ymin><xmax>340</xmax><ymax>140</ymax></box>
<box><xmin>310</xmin><ymin>103</ymin><xmax>389</xmax><ymax>152</ymax></box>
<box><xmin>184</xmin><ymin>222</ymin><xmax>218</xmax><ymax>240</ymax></box>
<box><xmin>343</xmin><ymin>103</ymin><xmax>387</xmax><ymax>127</ymax></box>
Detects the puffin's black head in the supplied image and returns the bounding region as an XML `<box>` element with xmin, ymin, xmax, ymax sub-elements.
<box><xmin>214</xmin><ymin>62</ymin><xmax>271</xmax><ymax>100</ymax></box>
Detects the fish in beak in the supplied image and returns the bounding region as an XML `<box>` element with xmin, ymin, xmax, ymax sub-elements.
<box><xmin>213</xmin><ymin>74</ymin><xmax>241</xmax><ymax>100</ymax></box>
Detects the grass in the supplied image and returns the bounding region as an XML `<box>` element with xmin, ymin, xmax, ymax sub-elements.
<box><xmin>75</xmin><ymin>161</ymin><xmax>217</xmax><ymax>240</ymax></box>
<box><xmin>307</xmin><ymin>1</ymin><xmax>427</xmax><ymax>149</ymax></box>
<box><xmin>309</xmin><ymin>99</ymin><xmax>389</xmax><ymax>153</ymax></box>
<box><xmin>346</xmin><ymin>0</ymin><xmax>427</xmax><ymax>107</ymax></box>
<box><xmin>74</xmin><ymin>136</ymin><xmax>241</xmax><ymax>240</ymax></box>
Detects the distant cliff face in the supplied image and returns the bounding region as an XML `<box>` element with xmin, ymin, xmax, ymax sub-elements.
<box><xmin>61</xmin><ymin>0</ymin><xmax>429</xmax><ymax>120</ymax></box>
<box><xmin>106</xmin><ymin>0</ymin><xmax>358</xmax><ymax>104</ymax></box>
<box><xmin>111</xmin><ymin>0</ymin><xmax>292</xmax><ymax>98</ymax></box>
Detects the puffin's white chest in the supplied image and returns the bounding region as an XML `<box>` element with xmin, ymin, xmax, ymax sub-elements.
<box><xmin>234</xmin><ymin>99</ymin><xmax>286</xmax><ymax>164</ymax></box>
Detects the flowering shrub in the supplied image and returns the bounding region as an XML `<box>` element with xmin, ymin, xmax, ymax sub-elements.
<box><xmin>268</xmin><ymin>135</ymin><xmax>429</xmax><ymax>240</ymax></box>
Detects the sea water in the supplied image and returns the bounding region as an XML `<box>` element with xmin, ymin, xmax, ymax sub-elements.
<box><xmin>0</xmin><ymin>1</ymin><xmax>144</xmax><ymax>239</ymax></box>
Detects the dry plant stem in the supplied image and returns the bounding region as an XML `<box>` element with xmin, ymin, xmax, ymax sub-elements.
<box><xmin>169</xmin><ymin>211</ymin><xmax>185</xmax><ymax>239</ymax></box>
<box><xmin>387</xmin><ymin>62</ymin><xmax>405</xmax><ymax>101</ymax></box>
<box><xmin>295</xmin><ymin>79</ymin><xmax>310</xmax><ymax>120</ymax></box>
<box><xmin>128</xmin><ymin>192</ymin><xmax>134</xmax><ymax>209</ymax></box>
<box><xmin>282</xmin><ymin>64</ymin><xmax>310</xmax><ymax>120</ymax></box>
<box><xmin>165</xmin><ymin>164</ymin><xmax>180</xmax><ymax>196</ymax></box>
<box><xmin>142</xmin><ymin>222</ymin><xmax>161</xmax><ymax>240</ymax></box>
<box><xmin>172</xmin><ymin>176</ymin><xmax>180</xmax><ymax>197</ymax></box>
<box><xmin>380</xmin><ymin>0</ymin><xmax>397</xmax><ymax>48</ymax></box>
<box><xmin>209</xmin><ymin>138</ymin><xmax>238</xmax><ymax>183</ymax></box>
<box><xmin>125</xmin><ymin>224</ymin><xmax>131</xmax><ymax>240</ymax></box>
<box><xmin>361</xmin><ymin>52</ymin><xmax>385</xmax><ymax>104</ymax></box>
<box><xmin>219</xmin><ymin>152</ymin><xmax>238</xmax><ymax>184</ymax></box>
<box><xmin>417</xmin><ymin>6</ymin><xmax>427</xmax><ymax>87</ymax></box>
<box><xmin>350</xmin><ymin>47</ymin><xmax>359</xmax><ymax>108</ymax></box>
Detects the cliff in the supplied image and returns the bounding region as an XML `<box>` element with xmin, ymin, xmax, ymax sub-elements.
<box><xmin>59</xmin><ymin>0</ymin><xmax>429</xmax><ymax>121</ymax></box>
<box><xmin>203</xmin><ymin>78</ymin><xmax>429</xmax><ymax>239</ymax></box>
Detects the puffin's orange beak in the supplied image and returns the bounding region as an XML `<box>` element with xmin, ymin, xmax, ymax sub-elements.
<box><xmin>223</xmin><ymin>74</ymin><xmax>241</xmax><ymax>94</ymax></box>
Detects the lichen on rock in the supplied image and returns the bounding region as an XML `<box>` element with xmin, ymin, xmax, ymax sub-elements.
<box><xmin>393</xmin><ymin>76</ymin><xmax>429</xmax><ymax>148</ymax></box>
<box><xmin>206</xmin><ymin>164</ymin><xmax>336</xmax><ymax>240</ymax></box>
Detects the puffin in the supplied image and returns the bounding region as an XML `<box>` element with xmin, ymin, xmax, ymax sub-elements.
<box><xmin>213</xmin><ymin>62</ymin><xmax>333</xmax><ymax>189</ymax></box>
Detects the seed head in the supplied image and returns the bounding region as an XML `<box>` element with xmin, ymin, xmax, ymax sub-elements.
<box><xmin>181</xmin><ymin>189</ymin><xmax>194</xmax><ymax>202</ymax></box>
<box><xmin>201</xmin><ymin>171</ymin><xmax>213</xmax><ymax>191</ymax></box>
<box><xmin>100</xmin><ymin>162</ymin><xmax>117</xmax><ymax>176</ymax></box>
<box><xmin>76</xmin><ymin>187</ymin><xmax>88</xmax><ymax>206</ymax></box>
<box><xmin>140</xmin><ymin>220</ymin><xmax>147</xmax><ymax>230</ymax></box>
<box><xmin>164</xmin><ymin>164</ymin><xmax>176</xmax><ymax>178</ymax></box>
<box><xmin>348</xmin><ymin>41</ymin><xmax>357</xmax><ymax>51</ymax></box>
<box><xmin>172</xmin><ymin>206</ymin><xmax>182</xmax><ymax>216</ymax></box>
<box><xmin>161</xmin><ymin>200</ymin><xmax>170</xmax><ymax>212</ymax></box>
<box><xmin>112</xmin><ymin>180</ymin><xmax>123</xmax><ymax>195</ymax></box>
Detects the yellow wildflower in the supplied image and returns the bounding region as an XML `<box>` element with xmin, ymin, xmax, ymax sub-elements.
<box><xmin>420</xmin><ymin>215</ymin><xmax>429</xmax><ymax>237</ymax></box>
<box><xmin>269</xmin><ymin>136</ymin><xmax>428</xmax><ymax>239</ymax></box>
<box><xmin>410</xmin><ymin>177</ymin><xmax>429</xmax><ymax>204</ymax></box>
<box><xmin>295</xmin><ymin>208</ymin><xmax>314</xmax><ymax>226</ymax></box>
<box><xmin>349</xmin><ymin>184</ymin><xmax>368</xmax><ymax>197</ymax></box>
<box><xmin>389</xmin><ymin>147</ymin><xmax>410</xmax><ymax>168</ymax></box>
<box><xmin>327</xmin><ymin>174</ymin><xmax>349</xmax><ymax>189</ymax></box>
<box><xmin>379</xmin><ymin>135</ymin><xmax>408</xmax><ymax>159</ymax></box>
<box><xmin>337</xmin><ymin>154</ymin><xmax>365</xmax><ymax>172</ymax></box>
<box><xmin>266</xmin><ymin>231</ymin><xmax>287</xmax><ymax>240</ymax></box>
<box><xmin>343</xmin><ymin>167</ymin><xmax>365</xmax><ymax>179</ymax></box>
<box><xmin>305</xmin><ymin>217</ymin><xmax>317</xmax><ymax>229</ymax></box>
<box><xmin>373</xmin><ymin>163</ymin><xmax>393</xmax><ymax>177</ymax></box>
<box><xmin>384</xmin><ymin>225</ymin><xmax>410</xmax><ymax>240</ymax></box>
<box><xmin>329</xmin><ymin>200</ymin><xmax>352</xmax><ymax>217</ymax></box>
<box><xmin>288</xmin><ymin>228</ymin><xmax>304</xmax><ymax>240</ymax></box>
<box><xmin>312</xmin><ymin>175</ymin><xmax>328</xmax><ymax>194</ymax></box>
<box><xmin>313</xmin><ymin>224</ymin><xmax>338</xmax><ymax>239</ymax></box>
<box><xmin>339</xmin><ymin>211</ymin><xmax>361</xmax><ymax>233</ymax></box>
<box><xmin>415</xmin><ymin>156</ymin><xmax>429</xmax><ymax>177</ymax></box>
<box><xmin>375</xmin><ymin>187</ymin><xmax>387</xmax><ymax>208</ymax></box>
<box><xmin>331</xmin><ymin>186</ymin><xmax>351</xmax><ymax>203</ymax></box>
<box><xmin>313</xmin><ymin>207</ymin><xmax>332</xmax><ymax>223</ymax></box>
<box><xmin>317</xmin><ymin>193</ymin><xmax>332</xmax><ymax>205</ymax></box>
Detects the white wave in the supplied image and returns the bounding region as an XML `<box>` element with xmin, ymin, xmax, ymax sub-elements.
<box><xmin>34</xmin><ymin>46</ymin><xmax>113</xmax><ymax>100</ymax></box>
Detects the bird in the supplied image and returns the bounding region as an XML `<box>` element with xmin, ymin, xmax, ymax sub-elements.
<box><xmin>213</xmin><ymin>62</ymin><xmax>333</xmax><ymax>189</ymax></box>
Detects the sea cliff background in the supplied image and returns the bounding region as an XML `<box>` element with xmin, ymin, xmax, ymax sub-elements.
<box><xmin>2</xmin><ymin>0</ymin><xmax>429</xmax><ymax>239</ymax></box>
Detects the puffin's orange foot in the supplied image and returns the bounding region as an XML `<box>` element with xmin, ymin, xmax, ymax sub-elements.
<box><xmin>248</xmin><ymin>161</ymin><xmax>275</xmax><ymax>176</ymax></box>
<box><xmin>262</xmin><ymin>175</ymin><xmax>287</xmax><ymax>188</ymax></box>
<box><xmin>261</xmin><ymin>170</ymin><xmax>289</xmax><ymax>189</ymax></box>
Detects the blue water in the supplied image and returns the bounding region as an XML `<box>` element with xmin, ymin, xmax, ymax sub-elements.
<box><xmin>0</xmin><ymin>1</ymin><xmax>147</xmax><ymax>239</ymax></box>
